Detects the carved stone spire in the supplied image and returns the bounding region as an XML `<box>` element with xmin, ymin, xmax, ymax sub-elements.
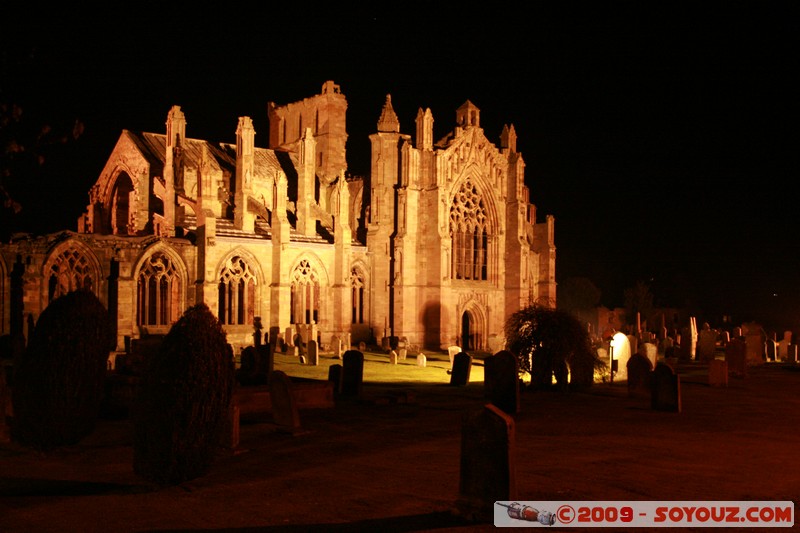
<box><xmin>377</xmin><ymin>94</ymin><xmax>400</xmax><ymax>133</ymax></box>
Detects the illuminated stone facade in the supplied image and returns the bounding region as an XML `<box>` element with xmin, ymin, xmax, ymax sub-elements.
<box><xmin>0</xmin><ymin>81</ymin><xmax>555</xmax><ymax>354</ymax></box>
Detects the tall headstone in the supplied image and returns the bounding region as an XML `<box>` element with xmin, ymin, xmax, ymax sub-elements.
<box><xmin>270</xmin><ymin>370</ymin><xmax>304</xmax><ymax>435</ymax></box>
<box><xmin>307</xmin><ymin>339</ymin><xmax>319</xmax><ymax>366</ymax></box>
<box><xmin>627</xmin><ymin>353</ymin><xmax>653</xmax><ymax>399</ymax></box>
<box><xmin>725</xmin><ymin>337</ymin><xmax>747</xmax><ymax>378</ymax></box>
<box><xmin>651</xmin><ymin>362</ymin><xmax>681</xmax><ymax>412</ymax></box>
<box><xmin>341</xmin><ymin>350</ymin><xmax>364</xmax><ymax>397</ymax></box>
<box><xmin>639</xmin><ymin>342</ymin><xmax>658</xmax><ymax>368</ymax></box>
<box><xmin>778</xmin><ymin>331</ymin><xmax>792</xmax><ymax>361</ymax></box>
<box><xmin>328</xmin><ymin>364</ymin><xmax>342</xmax><ymax>395</ymax></box>
<box><xmin>389</xmin><ymin>349</ymin><xmax>398</xmax><ymax>365</ymax></box>
<box><xmin>450</xmin><ymin>352</ymin><xmax>473</xmax><ymax>386</ymax></box>
<box><xmin>484</xmin><ymin>350</ymin><xmax>519</xmax><ymax>415</ymax></box>
<box><xmin>696</xmin><ymin>324</ymin><xmax>718</xmax><ymax>362</ymax></box>
<box><xmin>456</xmin><ymin>404</ymin><xmax>516</xmax><ymax>522</ymax></box>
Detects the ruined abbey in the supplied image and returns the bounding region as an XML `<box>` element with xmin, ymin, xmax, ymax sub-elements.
<box><xmin>0</xmin><ymin>81</ymin><xmax>556</xmax><ymax>355</ymax></box>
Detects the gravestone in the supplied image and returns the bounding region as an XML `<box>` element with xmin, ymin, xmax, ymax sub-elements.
<box><xmin>389</xmin><ymin>349</ymin><xmax>398</xmax><ymax>365</ymax></box>
<box><xmin>358</xmin><ymin>341</ymin><xmax>367</xmax><ymax>352</ymax></box>
<box><xmin>448</xmin><ymin>345</ymin><xmax>462</xmax><ymax>369</ymax></box>
<box><xmin>341</xmin><ymin>350</ymin><xmax>364</xmax><ymax>397</ymax></box>
<box><xmin>456</xmin><ymin>404</ymin><xmax>516</xmax><ymax>522</ymax></box>
<box><xmin>416</xmin><ymin>353</ymin><xmax>427</xmax><ymax>367</ymax></box>
<box><xmin>331</xmin><ymin>335</ymin><xmax>343</xmax><ymax>359</ymax></box>
<box><xmin>778</xmin><ymin>331</ymin><xmax>792</xmax><ymax>361</ymax></box>
<box><xmin>708</xmin><ymin>359</ymin><xmax>728</xmax><ymax>387</ymax></box>
<box><xmin>270</xmin><ymin>370</ymin><xmax>304</xmax><ymax>435</ymax></box>
<box><xmin>257</xmin><ymin>343</ymin><xmax>274</xmax><ymax>384</ymax></box>
<box><xmin>639</xmin><ymin>342</ymin><xmax>658</xmax><ymax>368</ymax></box>
<box><xmin>696</xmin><ymin>326</ymin><xmax>718</xmax><ymax>362</ymax></box>
<box><xmin>398</xmin><ymin>347</ymin><xmax>407</xmax><ymax>361</ymax></box>
<box><xmin>307</xmin><ymin>339</ymin><xmax>319</xmax><ymax>366</ymax></box>
<box><xmin>725</xmin><ymin>337</ymin><xmax>747</xmax><ymax>378</ymax></box>
<box><xmin>651</xmin><ymin>362</ymin><xmax>681</xmax><ymax>412</ymax></box>
<box><xmin>627</xmin><ymin>353</ymin><xmax>653</xmax><ymax>399</ymax></box>
<box><xmin>450</xmin><ymin>352</ymin><xmax>473</xmax><ymax>386</ymax></box>
<box><xmin>484</xmin><ymin>350</ymin><xmax>519</xmax><ymax>415</ymax></box>
<box><xmin>328</xmin><ymin>364</ymin><xmax>342</xmax><ymax>394</ymax></box>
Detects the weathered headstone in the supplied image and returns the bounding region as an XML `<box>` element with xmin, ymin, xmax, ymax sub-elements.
<box><xmin>639</xmin><ymin>342</ymin><xmax>658</xmax><ymax>368</ymax></box>
<box><xmin>398</xmin><ymin>347</ymin><xmax>407</xmax><ymax>361</ymax></box>
<box><xmin>448</xmin><ymin>345</ymin><xmax>462</xmax><ymax>369</ymax></box>
<box><xmin>450</xmin><ymin>352</ymin><xmax>473</xmax><ymax>386</ymax></box>
<box><xmin>651</xmin><ymin>362</ymin><xmax>681</xmax><ymax>412</ymax></box>
<box><xmin>778</xmin><ymin>331</ymin><xmax>792</xmax><ymax>361</ymax></box>
<box><xmin>331</xmin><ymin>335</ymin><xmax>343</xmax><ymax>359</ymax></box>
<box><xmin>416</xmin><ymin>353</ymin><xmax>427</xmax><ymax>367</ymax></box>
<box><xmin>696</xmin><ymin>326</ymin><xmax>718</xmax><ymax>362</ymax></box>
<box><xmin>328</xmin><ymin>364</ymin><xmax>342</xmax><ymax>394</ymax></box>
<box><xmin>257</xmin><ymin>343</ymin><xmax>274</xmax><ymax>384</ymax></box>
<box><xmin>708</xmin><ymin>359</ymin><xmax>728</xmax><ymax>387</ymax></box>
<box><xmin>269</xmin><ymin>370</ymin><xmax>304</xmax><ymax>434</ymax></box>
<box><xmin>341</xmin><ymin>350</ymin><xmax>364</xmax><ymax>397</ymax></box>
<box><xmin>389</xmin><ymin>349</ymin><xmax>398</xmax><ymax>365</ymax></box>
<box><xmin>725</xmin><ymin>337</ymin><xmax>747</xmax><ymax>378</ymax></box>
<box><xmin>307</xmin><ymin>339</ymin><xmax>319</xmax><ymax>366</ymax></box>
<box><xmin>456</xmin><ymin>404</ymin><xmax>516</xmax><ymax>522</ymax></box>
<box><xmin>484</xmin><ymin>350</ymin><xmax>519</xmax><ymax>415</ymax></box>
<box><xmin>627</xmin><ymin>353</ymin><xmax>653</xmax><ymax>399</ymax></box>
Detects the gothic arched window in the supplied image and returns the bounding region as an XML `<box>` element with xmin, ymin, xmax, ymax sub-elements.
<box><xmin>351</xmin><ymin>267</ymin><xmax>366</xmax><ymax>324</ymax></box>
<box><xmin>137</xmin><ymin>252</ymin><xmax>181</xmax><ymax>326</ymax></box>
<box><xmin>47</xmin><ymin>246</ymin><xmax>95</xmax><ymax>302</ymax></box>
<box><xmin>449</xmin><ymin>178</ymin><xmax>491</xmax><ymax>281</ymax></box>
<box><xmin>218</xmin><ymin>255</ymin><xmax>256</xmax><ymax>325</ymax></box>
<box><xmin>290</xmin><ymin>259</ymin><xmax>319</xmax><ymax>324</ymax></box>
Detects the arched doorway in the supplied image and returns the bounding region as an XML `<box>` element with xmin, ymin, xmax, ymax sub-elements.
<box><xmin>461</xmin><ymin>311</ymin><xmax>474</xmax><ymax>351</ymax></box>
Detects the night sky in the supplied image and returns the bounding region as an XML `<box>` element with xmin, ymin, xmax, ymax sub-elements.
<box><xmin>2</xmin><ymin>3</ymin><xmax>796</xmax><ymax>329</ymax></box>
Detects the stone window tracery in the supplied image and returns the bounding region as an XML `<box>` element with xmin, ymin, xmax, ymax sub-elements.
<box><xmin>290</xmin><ymin>259</ymin><xmax>319</xmax><ymax>324</ymax></box>
<box><xmin>218</xmin><ymin>256</ymin><xmax>256</xmax><ymax>325</ymax></box>
<box><xmin>137</xmin><ymin>252</ymin><xmax>181</xmax><ymax>326</ymax></box>
<box><xmin>47</xmin><ymin>246</ymin><xmax>95</xmax><ymax>302</ymax></box>
<box><xmin>351</xmin><ymin>267</ymin><xmax>366</xmax><ymax>324</ymax></box>
<box><xmin>449</xmin><ymin>178</ymin><xmax>490</xmax><ymax>281</ymax></box>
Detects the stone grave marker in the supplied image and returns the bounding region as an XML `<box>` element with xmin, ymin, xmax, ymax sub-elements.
<box><xmin>778</xmin><ymin>331</ymin><xmax>792</xmax><ymax>361</ymax></box>
<box><xmin>765</xmin><ymin>339</ymin><xmax>778</xmax><ymax>362</ymax></box>
<box><xmin>416</xmin><ymin>353</ymin><xmax>427</xmax><ymax>367</ymax></box>
<box><xmin>307</xmin><ymin>339</ymin><xmax>319</xmax><ymax>366</ymax></box>
<box><xmin>696</xmin><ymin>326</ymin><xmax>718</xmax><ymax>362</ymax></box>
<box><xmin>389</xmin><ymin>349</ymin><xmax>398</xmax><ymax>365</ymax></box>
<box><xmin>331</xmin><ymin>335</ymin><xmax>343</xmax><ymax>359</ymax></box>
<box><xmin>725</xmin><ymin>337</ymin><xmax>747</xmax><ymax>378</ymax></box>
<box><xmin>651</xmin><ymin>362</ymin><xmax>681</xmax><ymax>412</ymax></box>
<box><xmin>328</xmin><ymin>364</ymin><xmax>342</xmax><ymax>394</ymax></box>
<box><xmin>269</xmin><ymin>370</ymin><xmax>306</xmax><ymax>435</ymax></box>
<box><xmin>450</xmin><ymin>352</ymin><xmax>473</xmax><ymax>386</ymax></box>
<box><xmin>708</xmin><ymin>359</ymin><xmax>728</xmax><ymax>387</ymax></box>
<box><xmin>448</xmin><ymin>345</ymin><xmax>462</xmax><ymax>369</ymax></box>
<box><xmin>639</xmin><ymin>342</ymin><xmax>658</xmax><ymax>368</ymax></box>
<box><xmin>456</xmin><ymin>404</ymin><xmax>516</xmax><ymax>522</ymax></box>
<box><xmin>484</xmin><ymin>350</ymin><xmax>519</xmax><ymax>415</ymax></box>
<box><xmin>627</xmin><ymin>353</ymin><xmax>653</xmax><ymax>399</ymax></box>
<box><xmin>398</xmin><ymin>347</ymin><xmax>407</xmax><ymax>361</ymax></box>
<box><xmin>341</xmin><ymin>350</ymin><xmax>364</xmax><ymax>397</ymax></box>
<box><xmin>257</xmin><ymin>343</ymin><xmax>274</xmax><ymax>384</ymax></box>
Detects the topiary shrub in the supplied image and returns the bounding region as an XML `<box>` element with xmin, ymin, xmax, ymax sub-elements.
<box><xmin>11</xmin><ymin>289</ymin><xmax>114</xmax><ymax>451</ymax></box>
<box><xmin>133</xmin><ymin>303</ymin><xmax>234</xmax><ymax>486</ymax></box>
<box><xmin>504</xmin><ymin>304</ymin><xmax>606</xmax><ymax>391</ymax></box>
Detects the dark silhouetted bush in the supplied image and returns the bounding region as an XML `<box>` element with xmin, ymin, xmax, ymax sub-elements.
<box><xmin>504</xmin><ymin>304</ymin><xmax>606</xmax><ymax>391</ymax></box>
<box><xmin>11</xmin><ymin>289</ymin><xmax>113</xmax><ymax>450</ymax></box>
<box><xmin>133</xmin><ymin>303</ymin><xmax>234</xmax><ymax>486</ymax></box>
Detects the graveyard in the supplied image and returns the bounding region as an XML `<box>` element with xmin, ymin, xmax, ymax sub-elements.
<box><xmin>1</xmin><ymin>348</ymin><xmax>799</xmax><ymax>531</ymax></box>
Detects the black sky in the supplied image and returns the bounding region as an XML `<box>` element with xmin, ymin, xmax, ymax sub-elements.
<box><xmin>2</xmin><ymin>2</ymin><xmax>797</xmax><ymax>329</ymax></box>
